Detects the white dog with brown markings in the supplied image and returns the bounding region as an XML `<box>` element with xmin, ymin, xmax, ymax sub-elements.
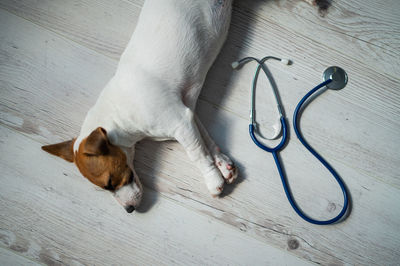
<box><xmin>42</xmin><ymin>0</ymin><xmax>238</xmax><ymax>213</ymax></box>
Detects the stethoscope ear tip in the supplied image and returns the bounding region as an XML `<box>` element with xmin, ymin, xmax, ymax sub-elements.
<box><xmin>231</xmin><ymin>61</ymin><xmax>240</xmax><ymax>69</ymax></box>
<box><xmin>280</xmin><ymin>58</ymin><xmax>292</xmax><ymax>65</ymax></box>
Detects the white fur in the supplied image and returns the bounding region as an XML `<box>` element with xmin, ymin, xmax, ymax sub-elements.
<box><xmin>74</xmin><ymin>0</ymin><xmax>238</xmax><ymax>208</ymax></box>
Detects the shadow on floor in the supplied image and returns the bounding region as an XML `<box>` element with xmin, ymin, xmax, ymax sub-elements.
<box><xmin>198</xmin><ymin>0</ymin><xmax>271</xmax><ymax>197</ymax></box>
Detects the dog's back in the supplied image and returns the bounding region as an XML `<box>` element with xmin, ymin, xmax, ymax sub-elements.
<box><xmin>116</xmin><ymin>0</ymin><xmax>232</xmax><ymax>109</ymax></box>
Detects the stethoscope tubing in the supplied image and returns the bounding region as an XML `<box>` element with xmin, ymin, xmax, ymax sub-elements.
<box><xmin>245</xmin><ymin>59</ymin><xmax>349</xmax><ymax>225</ymax></box>
<box><xmin>291</xmin><ymin>79</ymin><xmax>349</xmax><ymax>225</ymax></box>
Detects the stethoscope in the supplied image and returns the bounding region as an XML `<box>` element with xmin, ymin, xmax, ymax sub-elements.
<box><xmin>232</xmin><ymin>56</ymin><xmax>349</xmax><ymax>225</ymax></box>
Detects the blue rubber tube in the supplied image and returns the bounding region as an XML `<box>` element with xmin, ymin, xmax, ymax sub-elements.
<box><xmin>249</xmin><ymin>79</ymin><xmax>349</xmax><ymax>224</ymax></box>
<box><xmin>243</xmin><ymin>56</ymin><xmax>349</xmax><ymax>224</ymax></box>
<box><xmin>287</xmin><ymin>79</ymin><xmax>349</xmax><ymax>224</ymax></box>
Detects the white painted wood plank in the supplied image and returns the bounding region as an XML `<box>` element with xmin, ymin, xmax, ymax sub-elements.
<box><xmin>0</xmin><ymin>247</ymin><xmax>40</xmax><ymax>266</ymax></box>
<box><xmin>0</xmin><ymin>0</ymin><xmax>142</xmax><ymax>60</ymax></box>
<box><xmin>1</xmin><ymin>0</ymin><xmax>399</xmax><ymax>188</ymax></box>
<box><xmin>0</xmin><ymin>10</ymin><xmax>116</xmax><ymax>143</ymax></box>
<box><xmin>238</xmin><ymin>0</ymin><xmax>400</xmax><ymax>75</ymax></box>
<box><xmin>1</xmin><ymin>8</ymin><xmax>400</xmax><ymax>265</ymax></box>
<box><xmin>0</xmin><ymin>124</ymin><xmax>311</xmax><ymax>266</ymax></box>
<box><xmin>1</xmin><ymin>0</ymin><xmax>398</xmax><ymax>77</ymax></box>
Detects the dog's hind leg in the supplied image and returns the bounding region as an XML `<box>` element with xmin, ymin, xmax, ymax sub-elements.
<box><xmin>174</xmin><ymin>110</ymin><xmax>225</xmax><ymax>196</ymax></box>
<box><xmin>194</xmin><ymin>115</ymin><xmax>238</xmax><ymax>184</ymax></box>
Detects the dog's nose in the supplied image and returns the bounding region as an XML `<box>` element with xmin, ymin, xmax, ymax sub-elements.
<box><xmin>125</xmin><ymin>205</ymin><xmax>135</xmax><ymax>213</ymax></box>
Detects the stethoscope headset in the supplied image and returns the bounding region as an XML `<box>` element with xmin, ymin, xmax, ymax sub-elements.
<box><xmin>232</xmin><ymin>56</ymin><xmax>349</xmax><ymax>225</ymax></box>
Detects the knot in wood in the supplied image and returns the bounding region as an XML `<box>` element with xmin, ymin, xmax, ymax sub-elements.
<box><xmin>287</xmin><ymin>238</ymin><xmax>300</xmax><ymax>250</ymax></box>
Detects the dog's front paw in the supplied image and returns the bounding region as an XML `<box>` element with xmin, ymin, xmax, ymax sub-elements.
<box><xmin>215</xmin><ymin>153</ymin><xmax>238</xmax><ymax>184</ymax></box>
<box><xmin>204</xmin><ymin>170</ymin><xmax>225</xmax><ymax>197</ymax></box>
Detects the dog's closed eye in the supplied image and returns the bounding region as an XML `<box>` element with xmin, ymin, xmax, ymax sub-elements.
<box><xmin>128</xmin><ymin>171</ymin><xmax>134</xmax><ymax>184</ymax></box>
<box><xmin>104</xmin><ymin>175</ymin><xmax>115</xmax><ymax>191</ymax></box>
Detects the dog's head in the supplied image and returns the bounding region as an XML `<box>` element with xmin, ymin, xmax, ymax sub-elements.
<box><xmin>42</xmin><ymin>127</ymin><xmax>142</xmax><ymax>212</ymax></box>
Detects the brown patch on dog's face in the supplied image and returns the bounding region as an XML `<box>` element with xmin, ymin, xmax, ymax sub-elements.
<box><xmin>42</xmin><ymin>127</ymin><xmax>133</xmax><ymax>191</ymax></box>
<box><xmin>75</xmin><ymin>127</ymin><xmax>133</xmax><ymax>191</ymax></box>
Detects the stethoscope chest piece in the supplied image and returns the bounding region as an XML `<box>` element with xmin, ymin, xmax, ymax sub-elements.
<box><xmin>323</xmin><ymin>66</ymin><xmax>348</xmax><ymax>90</ymax></box>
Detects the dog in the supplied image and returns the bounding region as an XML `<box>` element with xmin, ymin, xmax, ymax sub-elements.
<box><xmin>42</xmin><ymin>0</ymin><xmax>238</xmax><ymax>213</ymax></box>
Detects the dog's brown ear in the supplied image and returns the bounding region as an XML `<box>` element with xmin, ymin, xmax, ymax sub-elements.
<box><xmin>42</xmin><ymin>139</ymin><xmax>75</xmax><ymax>162</ymax></box>
<box><xmin>83</xmin><ymin>127</ymin><xmax>109</xmax><ymax>156</ymax></box>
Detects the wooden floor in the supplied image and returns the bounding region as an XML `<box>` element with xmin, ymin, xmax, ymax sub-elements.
<box><xmin>1</xmin><ymin>0</ymin><xmax>399</xmax><ymax>265</ymax></box>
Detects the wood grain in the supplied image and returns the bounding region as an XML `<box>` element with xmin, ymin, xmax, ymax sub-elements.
<box><xmin>1</xmin><ymin>0</ymin><xmax>399</xmax><ymax>187</ymax></box>
<box><xmin>0</xmin><ymin>247</ymin><xmax>40</xmax><ymax>266</ymax></box>
<box><xmin>0</xmin><ymin>125</ymin><xmax>310</xmax><ymax>266</ymax></box>
<box><xmin>1</xmin><ymin>0</ymin><xmax>398</xmax><ymax>77</ymax></box>
<box><xmin>244</xmin><ymin>0</ymin><xmax>400</xmax><ymax>75</ymax></box>
<box><xmin>1</xmin><ymin>1</ymin><xmax>400</xmax><ymax>265</ymax></box>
